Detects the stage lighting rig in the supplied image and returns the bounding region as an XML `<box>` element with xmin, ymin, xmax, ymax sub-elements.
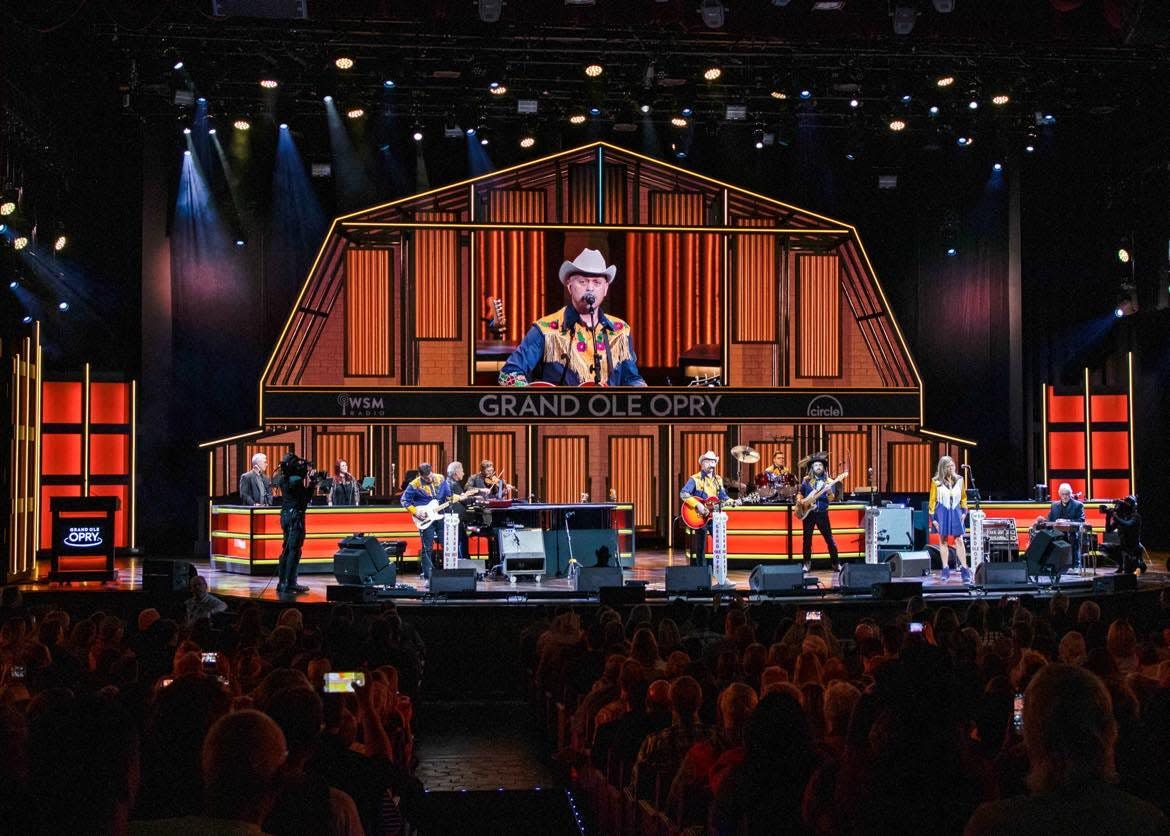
<box><xmin>584</xmin><ymin>62</ymin><xmax>604</xmax><ymax>78</ymax></box>
<box><xmin>936</xmin><ymin>75</ymin><xmax>956</xmax><ymax>88</ymax></box>
<box><xmin>0</xmin><ymin>187</ymin><xmax>16</xmax><ymax>217</ymax></box>
<box><xmin>13</xmin><ymin>236</ymin><xmax>28</xmax><ymax>251</ymax></box>
<box><xmin>703</xmin><ymin>64</ymin><xmax>722</xmax><ymax>82</ymax></box>
<box><xmin>334</xmin><ymin>56</ymin><xmax>354</xmax><ymax>70</ymax></box>
<box><xmin>260</xmin><ymin>79</ymin><xmax>279</xmax><ymax>89</ymax></box>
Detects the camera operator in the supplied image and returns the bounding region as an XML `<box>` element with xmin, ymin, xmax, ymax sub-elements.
<box><xmin>272</xmin><ymin>452</ymin><xmax>320</xmax><ymax>595</ymax></box>
<box><xmin>1104</xmin><ymin>495</ymin><xmax>1146</xmax><ymax>575</ymax></box>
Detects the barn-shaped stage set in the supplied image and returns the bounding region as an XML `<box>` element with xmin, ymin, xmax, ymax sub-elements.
<box><xmin>202</xmin><ymin>142</ymin><xmax>1123</xmax><ymax>580</ymax></box>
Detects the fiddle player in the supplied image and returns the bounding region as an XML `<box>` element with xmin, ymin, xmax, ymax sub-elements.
<box><xmin>467</xmin><ymin>459</ymin><xmax>514</xmax><ymax>500</ymax></box>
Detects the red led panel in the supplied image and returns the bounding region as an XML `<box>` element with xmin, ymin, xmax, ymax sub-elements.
<box><xmin>89</xmin><ymin>484</ymin><xmax>129</xmax><ymax>547</ymax></box>
<box><xmin>90</xmin><ymin>382</ymin><xmax>130</xmax><ymax>424</ymax></box>
<box><xmin>90</xmin><ymin>433</ymin><xmax>129</xmax><ymax>476</ymax></box>
<box><xmin>40</xmin><ymin>484</ymin><xmax>82</xmax><ymax>548</ymax></box>
<box><xmin>42</xmin><ymin>381</ymin><xmax>83</xmax><ymax>424</ymax></box>
<box><xmin>1091</xmin><ymin>431</ymin><xmax>1130</xmax><ymax>471</ymax></box>
<box><xmin>1090</xmin><ymin>394</ymin><xmax>1128</xmax><ymax>423</ymax></box>
<box><xmin>1047</xmin><ymin>431</ymin><xmax>1086</xmax><ymax>470</ymax></box>
<box><xmin>1091</xmin><ymin>479</ymin><xmax>1132</xmax><ymax>501</ymax></box>
<box><xmin>1047</xmin><ymin>392</ymin><xmax>1084</xmax><ymax>424</ymax></box>
<box><xmin>42</xmin><ymin>433</ymin><xmax>82</xmax><ymax>475</ymax></box>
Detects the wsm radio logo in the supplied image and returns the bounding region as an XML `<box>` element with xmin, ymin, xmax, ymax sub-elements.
<box><xmin>63</xmin><ymin>527</ymin><xmax>103</xmax><ymax>548</ymax></box>
<box><xmin>337</xmin><ymin>393</ymin><xmax>386</xmax><ymax>417</ymax></box>
<box><xmin>806</xmin><ymin>395</ymin><xmax>845</xmax><ymax>418</ymax></box>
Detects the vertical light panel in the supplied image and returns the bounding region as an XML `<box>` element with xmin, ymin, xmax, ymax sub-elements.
<box><xmin>796</xmin><ymin>254</ymin><xmax>841</xmax><ymax>377</ymax></box>
<box><xmin>680</xmin><ymin>431</ymin><xmax>727</xmax><ymax>481</ymax></box>
<box><xmin>744</xmin><ymin>439</ymin><xmax>794</xmax><ymax>484</ymax></box>
<box><xmin>476</xmin><ymin>190</ymin><xmax>547</xmax><ymax>342</ymax></box>
<box><xmin>888</xmin><ymin>442</ymin><xmax>932</xmax><ymax>492</ymax></box>
<box><xmin>468</xmin><ymin>431</ymin><xmax>516</xmax><ymax>487</ymax></box>
<box><xmin>345</xmin><ymin>248</ymin><xmax>392</xmax><ymax>376</ymax></box>
<box><xmin>826</xmin><ymin>430</ymin><xmax>868</xmax><ymax>492</ymax></box>
<box><xmin>733</xmin><ymin>219</ymin><xmax>777</xmax><ymax>342</ymax></box>
<box><xmin>396</xmin><ymin>442</ymin><xmax>444</xmax><ymax>484</ymax></box>
<box><xmin>315</xmin><ymin>432</ymin><xmax>365</xmax><ymax>481</ymax></box>
<box><xmin>609</xmin><ymin>435</ymin><xmax>654</xmax><ymax>528</ymax></box>
<box><xmin>414</xmin><ymin>211</ymin><xmax>460</xmax><ymax>339</ymax></box>
<box><xmin>542</xmin><ymin>435</ymin><xmax>587</xmax><ymax>503</ymax></box>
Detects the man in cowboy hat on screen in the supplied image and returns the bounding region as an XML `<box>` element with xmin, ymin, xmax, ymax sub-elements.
<box><xmin>680</xmin><ymin>450</ymin><xmax>730</xmax><ymax>568</ymax></box>
<box><xmin>499</xmin><ymin>248</ymin><xmax>646</xmax><ymax>387</ymax></box>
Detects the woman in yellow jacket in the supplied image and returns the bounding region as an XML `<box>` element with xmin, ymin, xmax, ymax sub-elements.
<box><xmin>929</xmin><ymin>455</ymin><xmax>969</xmax><ymax>583</ymax></box>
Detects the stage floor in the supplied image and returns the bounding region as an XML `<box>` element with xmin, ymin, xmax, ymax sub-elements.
<box><xmin>18</xmin><ymin>549</ymin><xmax>1167</xmax><ymax>607</ymax></box>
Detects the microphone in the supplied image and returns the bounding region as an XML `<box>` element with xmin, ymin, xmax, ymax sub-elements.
<box><xmin>583</xmin><ymin>291</ymin><xmax>596</xmax><ymax>311</ymax></box>
<box><xmin>565</xmin><ymin>511</ymin><xmax>575</xmax><ymax>519</ymax></box>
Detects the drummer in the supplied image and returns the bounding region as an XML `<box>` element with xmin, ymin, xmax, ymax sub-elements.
<box><xmin>763</xmin><ymin>451</ymin><xmax>791</xmax><ymax>484</ymax></box>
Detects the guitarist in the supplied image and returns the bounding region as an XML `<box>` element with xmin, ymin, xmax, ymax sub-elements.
<box><xmin>679</xmin><ymin>451</ymin><xmax>730</xmax><ymax>568</ymax></box>
<box><xmin>797</xmin><ymin>452</ymin><xmax>842</xmax><ymax>573</ymax></box>
<box><xmin>498</xmin><ymin>248</ymin><xmax>646</xmax><ymax>387</ymax></box>
<box><xmin>400</xmin><ymin>463</ymin><xmax>450</xmax><ymax>586</ymax></box>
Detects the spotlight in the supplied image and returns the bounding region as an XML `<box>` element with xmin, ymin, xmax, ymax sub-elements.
<box><xmin>8</xmin><ymin>280</ymin><xmax>17</xmax><ymax>289</ymax></box>
<box><xmin>260</xmin><ymin>79</ymin><xmax>279</xmax><ymax>89</ymax></box>
<box><xmin>681</xmin><ymin>106</ymin><xmax>694</xmax><ymax>116</ymax></box>
<box><xmin>929</xmin><ymin>105</ymin><xmax>940</xmax><ymax>115</ymax></box>
<box><xmin>889</xmin><ymin>118</ymin><xmax>907</xmax><ymax>132</ymax></box>
<box><xmin>753</xmin><ymin>128</ymin><xmax>765</xmax><ymax>149</ymax></box>
<box><xmin>234</xmin><ymin>119</ymin><xmax>251</xmax><ymax>131</ymax></box>
<box><xmin>703</xmin><ymin>64</ymin><xmax>722</xmax><ymax>81</ymax></box>
<box><xmin>383</xmin><ymin>79</ymin><xmax>396</xmax><ymax>88</ymax></box>
<box><xmin>346</xmin><ymin>108</ymin><xmax>365</xmax><ymax>119</ymax></box>
<box><xmin>956</xmin><ymin>135</ymin><xmax>972</xmax><ymax>146</ymax></box>
<box><xmin>799</xmin><ymin>88</ymin><xmax>812</xmax><ymax>99</ymax></box>
<box><xmin>671</xmin><ymin>115</ymin><xmax>689</xmax><ymax>128</ymax></box>
<box><xmin>519</xmin><ymin>133</ymin><xmax>536</xmax><ymax>149</ymax></box>
<box><xmin>1118</xmin><ymin>248</ymin><xmax>1131</xmax><ymax>264</ymax></box>
<box><xmin>901</xmin><ymin>94</ymin><xmax>912</xmax><ymax>103</ymax></box>
<box><xmin>992</xmin><ymin>93</ymin><xmax>1010</xmax><ymax>105</ymax></box>
<box><xmin>480</xmin><ymin>135</ymin><xmax>490</xmax><ymax>146</ymax></box>
<box><xmin>53</xmin><ymin>234</ymin><xmax>67</xmax><ymax>252</ymax></box>
<box><xmin>0</xmin><ymin>196</ymin><xmax>16</xmax><ymax>216</ymax></box>
<box><xmin>279</xmin><ymin>122</ymin><xmax>289</xmax><ymax>130</ymax></box>
<box><xmin>208</xmin><ymin>128</ymin><xmax>217</xmax><ymax>135</ymax></box>
<box><xmin>0</xmin><ymin>224</ymin><xmax>6</xmax><ymax>232</ymax></box>
<box><xmin>589</xmin><ymin>106</ymin><xmax>601</xmax><ymax>116</ymax></box>
<box><xmin>845</xmin><ymin>151</ymin><xmax>856</xmax><ymax>161</ymax></box>
<box><xmin>57</xmin><ymin>301</ymin><xmax>69</xmax><ymax>311</ymax></box>
<box><xmin>334</xmin><ymin>56</ymin><xmax>354</xmax><ymax>70</ymax></box>
<box><xmin>197</xmin><ymin>97</ymin><xmax>207</xmax><ymax>104</ymax></box>
<box><xmin>676</xmin><ymin>150</ymin><xmax>687</xmax><ymax>159</ymax></box>
<box><xmin>323</xmin><ymin>95</ymin><xmax>333</xmax><ymax>103</ymax></box>
<box><xmin>640</xmin><ymin>103</ymin><xmax>651</xmax><ymax>114</ymax></box>
<box><xmin>993</xmin><ymin>162</ymin><xmax>1003</xmax><ymax>172</ymax></box>
<box><xmin>21</xmin><ymin>315</ymin><xmax>32</xmax><ymax>325</ymax></box>
<box><xmin>936</xmin><ymin>75</ymin><xmax>955</xmax><ymax>87</ymax></box>
<box><xmin>770</xmin><ymin>89</ymin><xmax>788</xmax><ymax>100</ymax></box>
<box><xmin>849</xmin><ymin>98</ymin><xmax>860</xmax><ymax>108</ymax></box>
<box><xmin>700</xmin><ymin>0</ymin><xmax>726</xmax><ymax>28</ymax></box>
<box><xmin>946</xmin><ymin>247</ymin><xmax>957</xmax><ymax>257</ymax></box>
<box><xmin>488</xmin><ymin>82</ymin><xmax>508</xmax><ymax>95</ymax></box>
<box><xmin>1114</xmin><ymin>307</ymin><xmax>1124</xmax><ymax>318</ymax></box>
<box><xmin>569</xmin><ymin>113</ymin><xmax>587</xmax><ymax>125</ymax></box>
<box><xmin>235</xmin><ymin>239</ymin><xmax>246</xmax><ymax>247</ymax></box>
<box><xmin>584</xmin><ymin>62</ymin><xmax>604</xmax><ymax>78</ymax></box>
<box><xmin>465</xmin><ymin>126</ymin><xmax>477</xmax><ymax>137</ymax></box>
<box><xmin>183</xmin><ymin>127</ymin><xmax>192</xmax><ymax>135</ymax></box>
<box><xmin>1025</xmin><ymin>143</ymin><xmax>1035</xmax><ymax>153</ymax></box>
<box><xmin>184</xmin><ymin>150</ymin><xmax>191</xmax><ymax>156</ymax></box>
<box><xmin>968</xmin><ymin>99</ymin><xmax>979</xmax><ymax>110</ymax></box>
<box><xmin>412</xmin><ymin>124</ymin><xmax>424</xmax><ymax>141</ymax></box>
<box><xmin>173</xmin><ymin>60</ymin><xmax>184</xmax><ymax>71</ymax></box>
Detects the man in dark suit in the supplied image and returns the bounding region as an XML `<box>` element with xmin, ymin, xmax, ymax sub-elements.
<box><xmin>1045</xmin><ymin>482</ymin><xmax>1085</xmax><ymax>568</ymax></box>
<box><xmin>239</xmin><ymin>453</ymin><xmax>272</xmax><ymax>506</ymax></box>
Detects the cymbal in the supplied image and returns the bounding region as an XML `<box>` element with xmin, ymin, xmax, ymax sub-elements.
<box><xmin>731</xmin><ymin>445</ymin><xmax>760</xmax><ymax>464</ymax></box>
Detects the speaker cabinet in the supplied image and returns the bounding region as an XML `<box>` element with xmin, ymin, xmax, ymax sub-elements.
<box><xmin>332</xmin><ymin>535</ymin><xmax>397</xmax><ymax>586</ymax></box>
<box><xmin>143</xmin><ymin>559</ymin><xmax>195</xmax><ymax>595</ymax></box>
<box><xmin>839</xmin><ymin>562</ymin><xmax>892</xmax><ymax>591</ymax></box>
<box><xmin>1093</xmin><ymin>573</ymin><xmax>1138</xmax><ymax>594</ymax></box>
<box><xmin>1024</xmin><ymin>531</ymin><xmax>1072</xmax><ymax>579</ymax></box>
<box><xmin>498</xmin><ymin>528</ymin><xmax>546</xmax><ymax>577</ymax></box>
<box><xmin>748</xmin><ymin>564</ymin><xmax>805</xmax><ymax>593</ymax></box>
<box><xmin>665</xmin><ymin>565</ymin><xmax>712</xmax><ymax>594</ymax></box>
<box><xmin>429</xmin><ymin>568</ymin><xmax>478</xmax><ymax>593</ymax></box>
<box><xmin>974</xmin><ymin>561</ymin><xmax>1028</xmax><ymax>587</ymax></box>
<box><xmin>887</xmin><ymin>551</ymin><xmax>932</xmax><ymax>578</ymax></box>
<box><xmin>926</xmin><ymin>544</ymin><xmax>959</xmax><ymax>570</ymax></box>
<box><xmin>577</xmin><ymin>566</ymin><xmax>624</xmax><ymax>593</ymax></box>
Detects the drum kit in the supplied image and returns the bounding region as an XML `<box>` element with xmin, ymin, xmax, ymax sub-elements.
<box><xmin>730</xmin><ymin>444</ymin><xmax>798</xmax><ymax>502</ymax></box>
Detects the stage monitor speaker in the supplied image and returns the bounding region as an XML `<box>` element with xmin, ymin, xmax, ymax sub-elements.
<box><xmin>839</xmin><ymin>562</ymin><xmax>892</xmax><ymax>592</ymax></box>
<box><xmin>886</xmin><ymin>551</ymin><xmax>932</xmax><ymax>578</ymax></box>
<box><xmin>874</xmin><ymin>581</ymin><xmax>922</xmax><ymax>601</ymax></box>
<box><xmin>974</xmin><ymin>561</ymin><xmax>1028</xmax><ymax>587</ymax></box>
<box><xmin>332</xmin><ymin>535</ymin><xmax>397</xmax><ymax>587</ymax></box>
<box><xmin>577</xmin><ymin>566</ymin><xmax>624</xmax><ymax>593</ymax></box>
<box><xmin>868</xmin><ymin>507</ymin><xmax>914</xmax><ymax>550</ymax></box>
<box><xmin>1093</xmin><ymin>573</ymin><xmax>1138</xmax><ymax>594</ymax></box>
<box><xmin>926</xmin><ymin>544</ymin><xmax>959</xmax><ymax>570</ymax></box>
<box><xmin>666</xmin><ymin>565</ymin><xmax>712</xmax><ymax>594</ymax></box>
<box><xmin>748</xmin><ymin>564</ymin><xmax>805</xmax><ymax>593</ymax></box>
<box><xmin>143</xmin><ymin>559</ymin><xmax>195</xmax><ymax>595</ymax></box>
<box><xmin>499</xmin><ymin>528</ymin><xmax>546</xmax><ymax>577</ymax></box>
<box><xmin>1023</xmin><ymin>531</ymin><xmax>1072</xmax><ymax>579</ymax></box>
<box><xmin>429</xmin><ymin>568</ymin><xmax>478</xmax><ymax>593</ymax></box>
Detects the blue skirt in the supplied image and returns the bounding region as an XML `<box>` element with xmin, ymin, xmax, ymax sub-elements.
<box><xmin>933</xmin><ymin>505</ymin><xmax>965</xmax><ymax>538</ymax></box>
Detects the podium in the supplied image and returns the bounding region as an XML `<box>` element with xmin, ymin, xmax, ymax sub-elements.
<box><xmin>49</xmin><ymin>496</ymin><xmax>119</xmax><ymax>582</ymax></box>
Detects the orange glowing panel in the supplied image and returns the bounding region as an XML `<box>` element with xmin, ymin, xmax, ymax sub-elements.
<box><xmin>42</xmin><ymin>433</ymin><xmax>82</xmax><ymax>475</ymax></box>
<box><xmin>89</xmin><ymin>433</ymin><xmax>129</xmax><ymax>476</ymax></box>
<box><xmin>468</xmin><ymin>431</ymin><xmax>516</xmax><ymax>489</ymax></box>
<box><xmin>414</xmin><ymin>211</ymin><xmax>460</xmax><ymax>339</ymax></box>
<box><xmin>1091</xmin><ymin>431</ymin><xmax>1130</xmax><ymax>471</ymax></box>
<box><xmin>1090</xmin><ymin>394</ymin><xmax>1128</xmax><ymax>423</ymax></box>
<box><xmin>89</xmin><ymin>382</ymin><xmax>130</xmax><ymax>423</ymax></box>
<box><xmin>827</xmin><ymin>430</ymin><xmax>868</xmax><ymax>492</ymax></box>
<box><xmin>344</xmin><ymin>249</ymin><xmax>391</xmax><ymax>376</ymax></box>
<box><xmin>315</xmin><ymin>432</ymin><xmax>364</xmax><ymax>480</ymax></box>
<box><xmin>89</xmin><ymin>484</ymin><xmax>129</xmax><ymax>547</ymax></box>
<box><xmin>888</xmin><ymin>442</ymin><xmax>932</xmax><ymax>493</ymax></box>
<box><xmin>476</xmin><ymin>191</ymin><xmax>548</xmax><ymax>342</ymax></box>
<box><xmin>42</xmin><ymin>381</ymin><xmax>83</xmax><ymax>423</ymax></box>
<box><xmin>609</xmin><ymin>435</ymin><xmax>654</xmax><ymax>528</ymax></box>
<box><xmin>1046</xmin><ymin>392</ymin><xmax>1084</xmax><ymax>424</ymax></box>
<box><xmin>797</xmin><ymin>254</ymin><xmax>841</xmax><ymax>377</ymax></box>
<box><xmin>40</xmin><ymin>484</ymin><xmax>82</xmax><ymax>548</ymax></box>
<box><xmin>1047</xmin><ymin>431</ymin><xmax>1086</xmax><ymax>470</ymax></box>
<box><xmin>542</xmin><ymin>435</ymin><xmax>587</xmax><ymax>504</ymax></box>
<box><xmin>1091</xmin><ymin>478</ymin><xmax>1132</xmax><ymax>500</ymax></box>
<box><xmin>733</xmin><ymin>219</ymin><xmax>777</xmax><ymax>342</ymax></box>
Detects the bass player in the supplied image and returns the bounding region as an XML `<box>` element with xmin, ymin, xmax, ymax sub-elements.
<box><xmin>797</xmin><ymin>452</ymin><xmax>842</xmax><ymax>573</ymax></box>
<box><xmin>679</xmin><ymin>450</ymin><xmax>729</xmax><ymax>569</ymax></box>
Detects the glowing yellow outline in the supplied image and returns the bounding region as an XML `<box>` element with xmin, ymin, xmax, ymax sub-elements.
<box><xmin>918</xmin><ymin>428</ymin><xmax>978</xmax><ymax>447</ymax></box>
<box><xmin>1084</xmin><ymin>368</ymin><xmax>1092</xmax><ymax>496</ymax></box>
<box><xmin>198</xmin><ymin>428</ymin><xmax>266</xmax><ymax>449</ymax></box>
<box><xmin>343</xmin><ymin>221</ymin><xmax>851</xmax><ymax>234</ymax></box>
<box><xmin>1127</xmin><ymin>351</ymin><xmax>1135</xmax><ymax>494</ymax></box>
<box><xmin>130</xmin><ymin>380</ymin><xmax>137</xmax><ymax>550</ymax></box>
<box><xmin>83</xmin><ymin>362</ymin><xmax>90</xmax><ymax>495</ymax></box>
<box><xmin>1041</xmin><ymin>383</ymin><xmax>1048</xmax><ymax>488</ymax></box>
<box><xmin>32</xmin><ymin>323</ymin><xmax>42</xmax><ymax>574</ymax></box>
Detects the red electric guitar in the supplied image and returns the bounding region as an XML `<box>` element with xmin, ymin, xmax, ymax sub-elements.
<box><xmin>681</xmin><ymin>496</ymin><xmax>744</xmax><ymax>530</ymax></box>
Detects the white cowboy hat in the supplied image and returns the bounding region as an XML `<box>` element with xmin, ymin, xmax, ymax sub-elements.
<box><xmin>558</xmin><ymin>248</ymin><xmax>617</xmax><ymax>283</ymax></box>
<box><xmin>699</xmin><ymin>450</ymin><xmax>719</xmax><ymax>464</ymax></box>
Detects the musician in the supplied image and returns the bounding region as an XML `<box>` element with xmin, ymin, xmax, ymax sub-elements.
<box><xmin>499</xmin><ymin>248</ymin><xmax>646</xmax><ymax>387</ymax></box>
<box><xmin>798</xmin><ymin>452</ymin><xmax>842</xmax><ymax>573</ymax></box>
<box><xmin>328</xmin><ymin>459</ymin><xmax>360</xmax><ymax>506</ymax></box>
<box><xmin>443</xmin><ymin>461</ymin><xmax>472</xmax><ymax>561</ymax></box>
<box><xmin>467</xmin><ymin>459</ymin><xmax>513</xmax><ymax>500</ymax></box>
<box><xmin>680</xmin><ymin>451</ymin><xmax>729</xmax><ymax>568</ymax></box>
<box><xmin>929</xmin><ymin>456</ymin><xmax>970</xmax><ymax>583</ymax></box>
<box><xmin>1037</xmin><ymin>482</ymin><xmax>1086</xmax><ymax>568</ymax></box>
<box><xmin>400</xmin><ymin>462</ymin><xmax>450</xmax><ymax>585</ymax></box>
<box><xmin>1106</xmin><ymin>495</ymin><xmax>1146</xmax><ymax>575</ymax></box>
<box><xmin>238</xmin><ymin>453</ymin><xmax>272</xmax><ymax>507</ymax></box>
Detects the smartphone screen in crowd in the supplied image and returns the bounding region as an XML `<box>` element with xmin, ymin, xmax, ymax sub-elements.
<box><xmin>323</xmin><ymin>671</ymin><xmax>367</xmax><ymax>693</ymax></box>
<box><xmin>805</xmin><ymin>610</ymin><xmax>823</xmax><ymax>622</ymax></box>
<box><xmin>1013</xmin><ymin>692</ymin><xmax>1025</xmax><ymax>733</ymax></box>
<box><xmin>201</xmin><ymin>652</ymin><xmax>219</xmax><ymax>673</ymax></box>
<box><xmin>909</xmin><ymin>622</ymin><xmax>925</xmax><ymax>634</ymax></box>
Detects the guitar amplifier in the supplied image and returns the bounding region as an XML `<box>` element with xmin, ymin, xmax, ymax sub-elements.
<box><xmin>498</xmin><ymin>527</ymin><xmax>546</xmax><ymax>577</ymax></box>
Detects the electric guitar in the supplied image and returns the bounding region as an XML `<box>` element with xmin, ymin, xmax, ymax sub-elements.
<box><xmin>681</xmin><ymin>496</ymin><xmax>744</xmax><ymax>530</ymax></box>
<box><xmin>793</xmin><ymin>471</ymin><xmax>849</xmax><ymax>521</ymax></box>
<box><xmin>411</xmin><ymin>488</ymin><xmax>487</xmax><ymax>530</ymax></box>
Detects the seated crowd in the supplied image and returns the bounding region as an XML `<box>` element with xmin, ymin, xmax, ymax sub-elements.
<box><xmin>527</xmin><ymin>593</ymin><xmax>1170</xmax><ymax>835</ymax></box>
<box><xmin>0</xmin><ymin>582</ymin><xmax>427</xmax><ymax>835</ymax></box>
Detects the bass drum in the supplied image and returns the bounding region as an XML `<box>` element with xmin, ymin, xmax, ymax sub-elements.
<box><xmin>776</xmin><ymin>472</ymin><xmax>798</xmax><ymax>499</ymax></box>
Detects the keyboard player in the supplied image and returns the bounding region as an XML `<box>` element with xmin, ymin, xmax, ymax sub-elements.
<box><xmin>1034</xmin><ymin>482</ymin><xmax>1086</xmax><ymax>569</ymax></box>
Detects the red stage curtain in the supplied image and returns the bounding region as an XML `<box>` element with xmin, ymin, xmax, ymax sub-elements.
<box><xmin>797</xmin><ymin>254</ymin><xmax>841</xmax><ymax>377</ymax></box>
<box><xmin>415</xmin><ymin>211</ymin><xmax>459</xmax><ymax>339</ymax></box>
<box><xmin>888</xmin><ymin>441</ymin><xmax>931</xmax><ymax>492</ymax></box>
<box><xmin>345</xmin><ymin>249</ymin><xmax>391</xmax><ymax>375</ymax></box>
<box><xmin>826</xmin><ymin>430</ymin><xmax>868</xmax><ymax>492</ymax></box>
<box><xmin>476</xmin><ymin>191</ymin><xmax>547</xmax><ymax>340</ymax></box>
<box><xmin>542</xmin><ymin>436</ymin><xmax>587</xmax><ymax>503</ymax></box>
<box><xmin>315</xmin><ymin>433</ymin><xmax>365</xmax><ymax>480</ymax></box>
<box><xmin>734</xmin><ymin>219</ymin><xmax>777</xmax><ymax>342</ymax></box>
<box><xmin>609</xmin><ymin>435</ymin><xmax>654</xmax><ymax>528</ymax></box>
<box><xmin>623</xmin><ymin>193</ymin><xmax>722</xmax><ymax>369</ymax></box>
<box><xmin>468</xmin><ymin>431</ymin><xmax>517</xmax><ymax>488</ymax></box>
